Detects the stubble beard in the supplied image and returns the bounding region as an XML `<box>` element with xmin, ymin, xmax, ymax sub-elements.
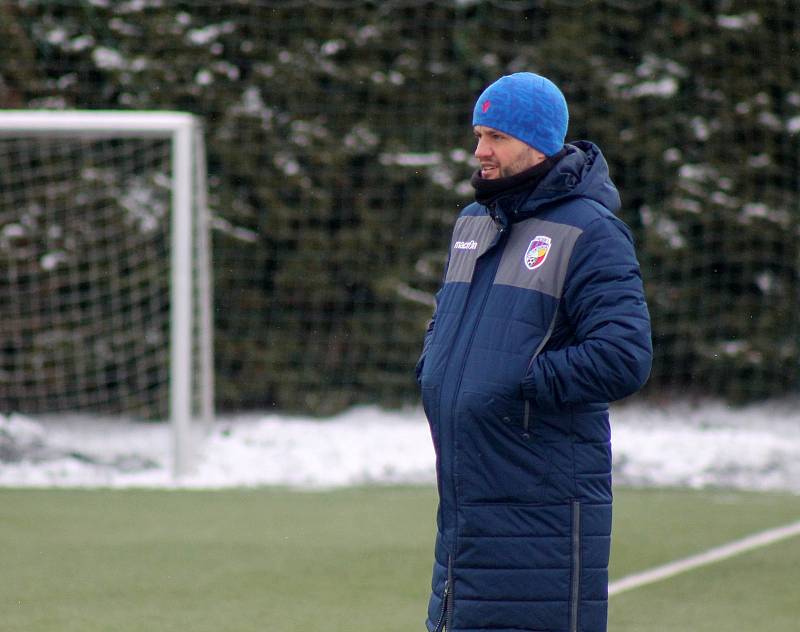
<box><xmin>499</xmin><ymin>146</ymin><xmax>544</xmax><ymax>178</ymax></box>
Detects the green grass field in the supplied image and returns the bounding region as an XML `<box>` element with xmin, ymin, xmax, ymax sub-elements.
<box><xmin>2</xmin><ymin>486</ymin><xmax>799</xmax><ymax>631</ymax></box>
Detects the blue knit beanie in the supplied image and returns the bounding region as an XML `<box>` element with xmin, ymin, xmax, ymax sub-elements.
<box><xmin>472</xmin><ymin>72</ymin><xmax>569</xmax><ymax>156</ymax></box>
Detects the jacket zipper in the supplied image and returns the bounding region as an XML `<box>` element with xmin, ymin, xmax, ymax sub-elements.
<box><xmin>433</xmin><ymin>581</ymin><xmax>448</xmax><ymax>632</ymax></box>
<box><xmin>433</xmin><ymin>555</ymin><xmax>453</xmax><ymax>632</ymax></box>
<box><xmin>449</xmin><ymin>221</ymin><xmax>508</xmax><ymax>456</ymax></box>
<box><xmin>446</xmin><ymin>557</ymin><xmax>454</xmax><ymax>631</ymax></box>
<box><xmin>442</xmin><ymin>220</ymin><xmax>507</xmax><ymax>629</ymax></box>
<box><xmin>570</xmin><ymin>500</ymin><xmax>582</xmax><ymax>632</ymax></box>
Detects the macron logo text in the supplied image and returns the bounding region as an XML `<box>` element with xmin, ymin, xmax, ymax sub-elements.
<box><xmin>454</xmin><ymin>240</ymin><xmax>478</xmax><ymax>251</ymax></box>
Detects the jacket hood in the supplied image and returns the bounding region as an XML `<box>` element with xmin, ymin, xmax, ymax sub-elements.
<box><xmin>492</xmin><ymin>141</ymin><xmax>620</xmax><ymax>220</ymax></box>
<box><xmin>529</xmin><ymin>140</ymin><xmax>620</xmax><ymax>213</ymax></box>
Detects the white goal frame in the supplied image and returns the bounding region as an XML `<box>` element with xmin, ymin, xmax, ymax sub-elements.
<box><xmin>0</xmin><ymin>110</ymin><xmax>214</xmax><ymax>478</ymax></box>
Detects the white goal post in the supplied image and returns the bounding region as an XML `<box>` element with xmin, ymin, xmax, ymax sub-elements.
<box><xmin>0</xmin><ymin>110</ymin><xmax>214</xmax><ymax>478</ymax></box>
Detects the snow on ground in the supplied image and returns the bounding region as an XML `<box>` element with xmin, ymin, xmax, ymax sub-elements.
<box><xmin>1</xmin><ymin>400</ymin><xmax>799</xmax><ymax>493</ymax></box>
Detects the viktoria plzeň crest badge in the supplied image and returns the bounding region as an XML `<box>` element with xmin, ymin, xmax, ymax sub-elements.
<box><xmin>524</xmin><ymin>236</ymin><xmax>552</xmax><ymax>270</ymax></box>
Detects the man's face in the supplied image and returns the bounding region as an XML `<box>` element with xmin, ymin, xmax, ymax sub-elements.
<box><xmin>473</xmin><ymin>125</ymin><xmax>546</xmax><ymax>179</ymax></box>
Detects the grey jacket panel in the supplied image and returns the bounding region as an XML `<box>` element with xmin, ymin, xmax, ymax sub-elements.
<box><xmin>444</xmin><ymin>214</ymin><xmax>583</xmax><ymax>299</ymax></box>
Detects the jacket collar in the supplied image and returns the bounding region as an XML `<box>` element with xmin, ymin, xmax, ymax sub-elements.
<box><xmin>470</xmin><ymin>147</ymin><xmax>567</xmax><ymax>225</ymax></box>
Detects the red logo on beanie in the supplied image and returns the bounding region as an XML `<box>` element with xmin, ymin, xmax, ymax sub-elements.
<box><xmin>482</xmin><ymin>100</ymin><xmax>491</xmax><ymax>113</ymax></box>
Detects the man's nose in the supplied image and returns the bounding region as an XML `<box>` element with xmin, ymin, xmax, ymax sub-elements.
<box><xmin>474</xmin><ymin>138</ymin><xmax>491</xmax><ymax>159</ymax></box>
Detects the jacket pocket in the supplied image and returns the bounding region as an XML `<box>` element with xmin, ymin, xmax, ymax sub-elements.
<box><xmin>458</xmin><ymin>390</ymin><xmax>551</xmax><ymax>504</ymax></box>
<box><xmin>496</xmin><ymin>397</ymin><xmax>534</xmax><ymax>442</ymax></box>
<box><xmin>521</xmin><ymin>399</ymin><xmax>532</xmax><ymax>438</ymax></box>
<box><xmin>521</xmin><ymin>305</ymin><xmax>561</xmax><ymax>401</ymax></box>
<box><xmin>459</xmin><ymin>390</ymin><xmax>530</xmax><ymax>439</ymax></box>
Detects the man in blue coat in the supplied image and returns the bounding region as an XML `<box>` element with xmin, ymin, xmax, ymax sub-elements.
<box><xmin>416</xmin><ymin>72</ymin><xmax>652</xmax><ymax>632</ymax></box>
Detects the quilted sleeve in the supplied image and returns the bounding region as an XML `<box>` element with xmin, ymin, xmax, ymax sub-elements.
<box><xmin>521</xmin><ymin>214</ymin><xmax>652</xmax><ymax>409</ymax></box>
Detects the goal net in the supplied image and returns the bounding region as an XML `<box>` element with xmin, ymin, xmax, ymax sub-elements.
<box><xmin>0</xmin><ymin>111</ymin><xmax>213</xmax><ymax>477</ymax></box>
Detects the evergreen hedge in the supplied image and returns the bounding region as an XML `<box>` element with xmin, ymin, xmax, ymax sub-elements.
<box><xmin>1</xmin><ymin>1</ymin><xmax>798</xmax><ymax>414</ymax></box>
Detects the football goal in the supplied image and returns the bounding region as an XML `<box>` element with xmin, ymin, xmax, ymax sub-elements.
<box><xmin>0</xmin><ymin>111</ymin><xmax>213</xmax><ymax>478</ymax></box>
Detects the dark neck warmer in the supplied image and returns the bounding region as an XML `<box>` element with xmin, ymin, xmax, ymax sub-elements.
<box><xmin>470</xmin><ymin>147</ymin><xmax>567</xmax><ymax>208</ymax></box>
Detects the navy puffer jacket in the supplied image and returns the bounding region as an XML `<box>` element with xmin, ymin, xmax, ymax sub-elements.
<box><xmin>417</xmin><ymin>141</ymin><xmax>652</xmax><ymax>632</ymax></box>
